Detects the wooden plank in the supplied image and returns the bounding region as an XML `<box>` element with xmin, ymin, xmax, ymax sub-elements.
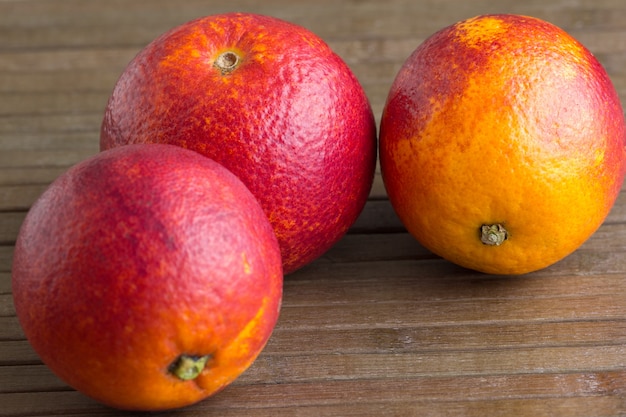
<box><xmin>0</xmin><ymin>149</ymin><xmax>97</xmax><ymax>169</ymax></box>
<box><xmin>265</xmin><ymin>319</ymin><xmax>626</xmax><ymax>354</ymax></box>
<box><xmin>0</xmin><ymin>246</ymin><xmax>13</xmax><ymax>272</ymax></box>
<box><xmin>181</xmin><ymin>397</ymin><xmax>626</xmax><ymax>417</ymax></box>
<box><xmin>3</xmin><ymin>319</ymin><xmax>626</xmax><ymax>366</ymax></box>
<box><xmin>0</xmin><ymin>212</ymin><xmax>24</xmax><ymax>245</ymax></box>
<box><xmin>249</xmin><ymin>346</ymin><xmax>626</xmax><ymax>383</ymax></box>
<box><xmin>1</xmin><ymin>391</ymin><xmax>102</xmax><ymax>417</ymax></box>
<box><xmin>2</xmin><ymin>371</ymin><xmax>624</xmax><ymax>416</ymax></box>
<box><xmin>0</xmin><ymin>272</ymin><xmax>10</xmax><ymax>295</ymax></box>
<box><xmin>0</xmin><ymin>364</ymin><xmax>65</xmax><ymax>393</ymax></box>
<box><xmin>1</xmin><ymin>394</ymin><xmax>624</xmax><ymax>417</ymax></box>
<box><xmin>3</xmin><ymin>284</ymin><xmax>626</xmax><ymax>343</ymax></box>
<box><xmin>181</xmin><ymin>370</ymin><xmax>626</xmax><ymax>409</ymax></box>
<box><xmin>0</xmin><ymin>184</ymin><xmax>47</xmax><ymax>212</ymax></box>
<box><xmin>0</xmin><ymin>69</ymin><xmax>122</xmax><ymax>94</ymax></box>
<box><xmin>0</xmin><ymin>92</ymin><xmax>108</xmax><ymax>117</ymax></box>
<box><xmin>0</xmin><ymin>167</ymin><xmax>69</xmax><ymax>186</ymax></box>
<box><xmin>274</xmin><ymin>294</ymin><xmax>626</xmax><ymax>330</ymax></box>
<box><xmin>0</xmin><ymin>115</ymin><xmax>101</xmax><ymax>135</ymax></box>
<box><xmin>2</xmin><ymin>289</ymin><xmax>625</xmax><ymax>340</ymax></box>
<box><xmin>3</xmin><ymin>344</ymin><xmax>626</xmax><ymax>394</ymax></box>
<box><xmin>0</xmin><ymin>340</ymin><xmax>39</xmax><ymax>366</ymax></box>
<box><xmin>282</xmin><ymin>271</ymin><xmax>626</xmax><ymax>306</ymax></box>
<box><xmin>2</xmin><ymin>0</ymin><xmax>626</xmax><ymax>48</ymax></box>
<box><xmin>302</xmin><ymin>245</ymin><xmax>626</xmax><ymax>281</ymax></box>
<box><xmin>0</xmin><ymin>48</ymin><xmax>137</xmax><ymax>72</ymax></box>
<box><xmin>0</xmin><ymin>294</ymin><xmax>14</xmax><ymax>316</ymax></box>
<box><xmin>3</xmin><ymin>33</ymin><xmax>625</xmax><ymax>80</ymax></box>
<box><xmin>0</xmin><ymin>316</ymin><xmax>24</xmax><ymax>341</ymax></box>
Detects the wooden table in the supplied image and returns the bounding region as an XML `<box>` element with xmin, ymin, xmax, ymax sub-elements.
<box><xmin>2</xmin><ymin>1</ymin><xmax>625</xmax><ymax>415</ymax></box>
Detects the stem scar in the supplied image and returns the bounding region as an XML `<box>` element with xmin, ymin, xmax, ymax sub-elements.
<box><xmin>480</xmin><ymin>223</ymin><xmax>508</xmax><ymax>246</ymax></box>
<box><xmin>214</xmin><ymin>51</ymin><xmax>240</xmax><ymax>75</ymax></box>
<box><xmin>168</xmin><ymin>354</ymin><xmax>211</xmax><ymax>381</ymax></box>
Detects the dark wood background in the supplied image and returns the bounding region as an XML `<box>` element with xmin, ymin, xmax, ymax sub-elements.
<box><xmin>1</xmin><ymin>1</ymin><xmax>625</xmax><ymax>415</ymax></box>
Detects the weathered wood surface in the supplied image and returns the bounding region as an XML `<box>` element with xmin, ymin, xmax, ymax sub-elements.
<box><xmin>1</xmin><ymin>0</ymin><xmax>625</xmax><ymax>415</ymax></box>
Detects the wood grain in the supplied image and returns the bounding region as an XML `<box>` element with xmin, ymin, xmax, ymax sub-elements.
<box><xmin>1</xmin><ymin>0</ymin><xmax>625</xmax><ymax>416</ymax></box>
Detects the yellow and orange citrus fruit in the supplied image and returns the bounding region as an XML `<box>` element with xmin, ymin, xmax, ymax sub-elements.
<box><xmin>380</xmin><ymin>14</ymin><xmax>626</xmax><ymax>274</ymax></box>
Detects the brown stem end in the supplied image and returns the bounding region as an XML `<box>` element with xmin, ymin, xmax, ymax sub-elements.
<box><xmin>480</xmin><ymin>224</ymin><xmax>507</xmax><ymax>246</ymax></box>
<box><xmin>214</xmin><ymin>51</ymin><xmax>240</xmax><ymax>75</ymax></box>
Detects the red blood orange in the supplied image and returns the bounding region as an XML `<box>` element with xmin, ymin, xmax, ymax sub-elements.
<box><xmin>100</xmin><ymin>13</ymin><xmax>377</xmax><ymax>274</ymax></box>
<box><xmin>12</xmin><ymin>144</ymin><xmax>283</xmax><ymax>410</ymax></box>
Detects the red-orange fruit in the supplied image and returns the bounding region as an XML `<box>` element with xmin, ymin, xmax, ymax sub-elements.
<box><xmin>380</xmin><ymin>14</ymin><xmax>626</xmax><ymax>274</ymax></box>
<box><xmin>12</xmin><ymin>144</ymin><xmax>283</xmax><ymax>411</ymax></box>
<box><xmin>100</xmin><ymin>13</ymin><xmax>377</xmax><ymax>274</ymax></box>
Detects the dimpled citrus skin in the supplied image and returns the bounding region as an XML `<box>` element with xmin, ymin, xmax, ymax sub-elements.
<box><xmin>100</xmin><ymin>13</ymin><xmax>377</xmax><ymax>274</ymax></box>
<box><xmin>11</xmin><ymin>144</ymin><xmax>283</xmax><ymax>411</ymax></box>
<box><xmin>380</xmin><ymin>14</ymin><xmax>626</xmax><ymax>275</ymax></box>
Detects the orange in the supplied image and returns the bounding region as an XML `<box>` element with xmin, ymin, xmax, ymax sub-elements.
<box><xmin>100</xmin><ymin>13</ymin><xmax>377</xmax><ymax>274</ymax></box>
<box><xmin>12</xmin><ymin>144</ymin><xmax>283</xmax><ymax>410</ymax></box>
<box><xmin>380</xmin><ymin>14</ymin><xmax>626</xmax><ymax>274</ymax></box>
